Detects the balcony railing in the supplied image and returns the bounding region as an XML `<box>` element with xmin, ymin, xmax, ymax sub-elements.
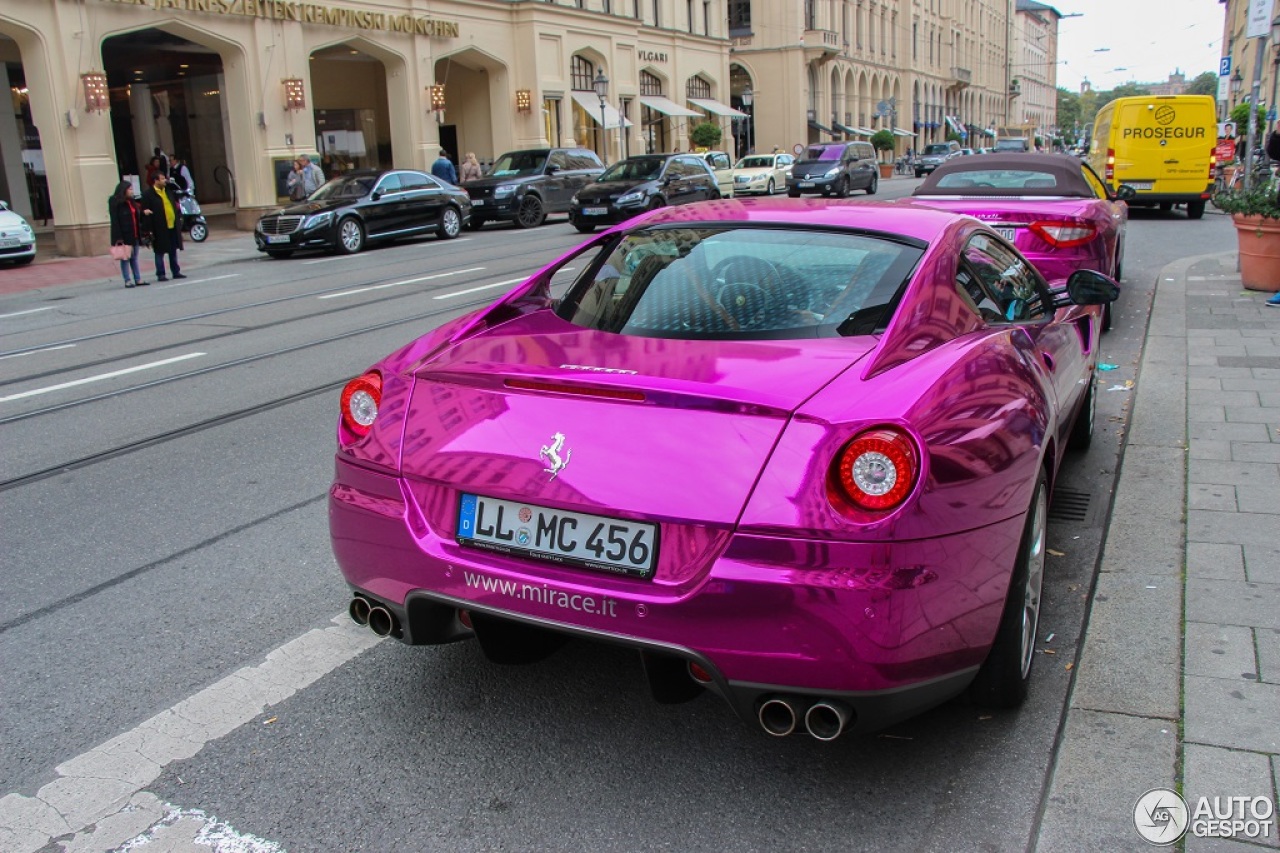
<box><xmin>803</xmin><ymin>28</ymin><xmax>840</xmax><ymax>62</ymax></box>
<box><xmin>950</xmin><ymin>67</ymin><xmax>972</xmax><ymax>88</ymax></box>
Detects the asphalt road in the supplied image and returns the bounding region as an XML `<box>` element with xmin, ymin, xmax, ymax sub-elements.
<box><xmin>0</xmin><ymin>188</ymin><xmax>1236</xmax><ymax>852</ymax></box>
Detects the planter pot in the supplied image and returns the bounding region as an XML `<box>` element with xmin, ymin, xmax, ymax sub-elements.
<box><xmin>1233</xmin><ymin>214</ymin><xmax>1280</xmax><ymax>292</ymax></box>
<box><xmin>878</xmin><ymin>163</ymin><xmax>894</xmax><ymax>179</ymax></box>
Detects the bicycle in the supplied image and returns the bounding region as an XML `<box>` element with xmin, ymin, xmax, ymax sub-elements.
<box><xmin>894</xmin><ymin>156</ymin><xmax>913</xmax><ymax>176</ymax></box>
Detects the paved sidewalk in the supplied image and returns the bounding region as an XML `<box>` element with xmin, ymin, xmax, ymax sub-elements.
<box><xmin>1037</xmin><ymin>252</ymin><xmax>1280</xmax><ymax>851</ymax></box>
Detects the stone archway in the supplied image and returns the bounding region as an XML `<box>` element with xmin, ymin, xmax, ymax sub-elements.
<box><xmin>432</xmin><ymin>45</ymin><xmax>507</xmax><ymax>167</ymax></box>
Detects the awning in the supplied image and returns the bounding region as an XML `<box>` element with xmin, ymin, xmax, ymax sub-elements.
<box><xmin>808</xmin><ymin>120</ymin><xmax>836</xmax><ymax>135</ymax></box>
<box><xmin>983</xmin><ymin>128</ymin><xmax>997</xmax><ymax>138</ymax></box>
<box><xmin>890</xmin><ymin>127</ymin><xmax>915</xmax><ymax>137</ymax></box>
<box><xmin>639</xmin><ymin>95</ymin><xmax>702</xmax><ymax>118</ymax></box>
<box><xmin>834</xmin><ymin>122</ymin><xmax>869</xmax><ymax>137</ymax></box>
<box><xmin>571</xmin><ymin>91</ymin><xmax>633</xmax><ymax>130</ymax></box>
<box><xmin>944</xmin><ymin>115</ymin><xmax>966</xmax><ymax>137</ymax></box>
<box><xmin>689</xmin><ymin>97</ymin><xmax>749</xmax><ymax>118</ymax></box>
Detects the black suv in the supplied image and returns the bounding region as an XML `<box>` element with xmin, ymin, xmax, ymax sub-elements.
<box><xmin>568</xmin><ymin>154</ymin><xmax>720</xmax><ymax>233</ymax></box>
<box><xmin>462</xmin><ymin>148</ymin><xmax>605</xmax><ymax>229</ymax></box>
<box><xmin>786</xmin><ymin>141</ymin><xmax>879</xmax><ymax>197</ymax></box>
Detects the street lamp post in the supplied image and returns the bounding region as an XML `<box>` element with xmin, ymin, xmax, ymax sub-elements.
<box><xmin>593</xmin><ymin>70</ymin><xmax>610</xmax><ymax>164</ymax></box>
<box><xmin>741</xmin><ymin>86</ymin><xmax>754</xmax><ymax>154</ymax></box>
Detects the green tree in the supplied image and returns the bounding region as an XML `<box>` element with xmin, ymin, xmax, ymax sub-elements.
<box><xmin>689</xmin><ymin>121</ymin><xmax>723</xmax><ymax>150</ymax></box>
<box><xmin>870</xmin><ymin>129</ymin><xmax>896</xmax><ymax>161</ymax></box>
<box><xmin>1057</xmin><ymin>87</ymin><xmax>1082</xmax><ymax>141</ymax></box>
<box><xmin>1184</xmin><ymin>71</ymin><xmax>1219</xmax><ymax>96</ymax></box>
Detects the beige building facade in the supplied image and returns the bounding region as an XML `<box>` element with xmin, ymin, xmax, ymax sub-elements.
<box><xmin>1219</xmin><ymin>0</ymin><xmax>1280</xmax><ymax>125</ymax></box>
<box><xmin>1008</xmin><ymin>0</ymin><xmax>1059</xmax><ymax>141</ymax></box>
<box><xmin>2</xmin><ymin>0</ymin><xmax>1060</xmax><ymax>258</ymax></box>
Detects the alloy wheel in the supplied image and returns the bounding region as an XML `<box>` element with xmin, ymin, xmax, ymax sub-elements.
<box><xmin>1019</xmin><ymin>486</ymin><xmax>1048</xmax><ymax>679</ymax></box>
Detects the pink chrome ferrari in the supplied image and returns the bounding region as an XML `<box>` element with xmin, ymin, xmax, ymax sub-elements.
<box><xmin>329</xmin><ymin>198</ymin><xmax>1119</xmax><ymax>739</ymax></box>
<box><xmin>910</xmin><ymin>152</ymin><xmax>1130</xmax><ymax>330</ymax></box>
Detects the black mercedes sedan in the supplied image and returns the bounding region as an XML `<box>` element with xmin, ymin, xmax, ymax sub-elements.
<box><xmin>568</xmin><ymin>154</ymin><xmax>720</xmax><ymax>233</ymax></box>
<box><xmin>254</xmin><ymin>169</ymin><xmax>470</xmax><ymax>258</ymax></box>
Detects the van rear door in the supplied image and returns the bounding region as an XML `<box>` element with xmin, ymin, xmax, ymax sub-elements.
<box><xmin>1111</xmin><ymin>97</ymin><xmax>1214</xmax><ymax>199</ymax></box>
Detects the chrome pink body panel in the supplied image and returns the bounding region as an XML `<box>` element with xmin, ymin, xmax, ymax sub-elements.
<box><xmin>329</xmin><ymin>199</ymin><xmax>1102</xmax><ymax>727</ymax></box>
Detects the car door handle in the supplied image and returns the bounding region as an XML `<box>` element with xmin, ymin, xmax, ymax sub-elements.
<box><xmin>1040</xmin><ymin>351</ymin><xmax>1056</xmax><ymax>372</ymax></box>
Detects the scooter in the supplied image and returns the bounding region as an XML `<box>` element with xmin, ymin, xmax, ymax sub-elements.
<box><xmin>177</xmin><ymin>190</ymin><xmax>208</xmax><ymax>242</ymax></box>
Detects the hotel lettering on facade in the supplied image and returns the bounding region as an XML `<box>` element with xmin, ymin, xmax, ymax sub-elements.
<box><xmin>1</xmin><ymin>0</ymin><xmax>1043</xmax><ymax>257</ymax></box>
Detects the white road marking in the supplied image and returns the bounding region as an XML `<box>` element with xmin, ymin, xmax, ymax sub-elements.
<box><xmin>432</xmin><ymin>276</ymin><xmax>526</xmax><ymax>300</ymax></box>
<box><xmin>318</xmin><ymin>266</ymin><xmax>486</xmax><ymax>300</ymax></box>
<box><xmin>0</xmin><ymin>306</ymin><xmax>55</xmax><ymax>320</ymax></box>
<box><xmin>0</xmin><ymin>343</ymin><xmax>76</xmax><ymax>362</ymax></box>
<box><xmin>156</xmin><ymin>273</ymin><xmax>240</xmax><ymax>289</ymax></box>
<box><xmin>0</xmin><ymin>352</ymin><xmax>205</xmax><ymax>403</ymax></box>
<box><xmin>0</xmin><ymin>618</ymin><xmax>380</xmax><ymax>853</ymax></box>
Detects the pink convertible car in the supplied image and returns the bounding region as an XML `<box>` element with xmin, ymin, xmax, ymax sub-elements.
<box><xmin>910</xmin><ymin>152</ymin><xmax>1131</xmax><ymax>330</ymax></box>
<box><xmin>329</xmin><ymin>198</ymin><xmax>1118</xmax><ymax>739</ymax></box>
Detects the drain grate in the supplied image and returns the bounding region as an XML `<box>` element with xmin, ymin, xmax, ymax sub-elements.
<box><xmin>1049</xmin><ymin>487</ymin><xmax>1092</xmax><ymax>522</ymax></box>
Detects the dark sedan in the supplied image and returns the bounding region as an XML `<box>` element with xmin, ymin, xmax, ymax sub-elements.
<box><xmin>568</xmin><ymin>154</ymin><xmax>720</xmax><ymax>233</ymax></box>
<box><xmin>254</xmin><ymin>169</ymin><xmax>470</xmax><ymax>258</ymax></box>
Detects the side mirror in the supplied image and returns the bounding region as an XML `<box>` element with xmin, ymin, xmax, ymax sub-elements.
<box><xmin>1059</xmin><ymin>269</ymin><xmax>1120</xmax><ymax>307</ymax></box>
<box><xmin>547</xmin><ymin>164</ymin><xmax>561</xmax><ymax>174</ymax></box>
<box><xmin>371</xmin><ymin>190</ymin><xmax>382</xmax><ymax>201</ymax></box>
<box><xmin>1114</xmin><ymin>184</ymin><xmax>1137</xmax><ymax>201</ymax></box>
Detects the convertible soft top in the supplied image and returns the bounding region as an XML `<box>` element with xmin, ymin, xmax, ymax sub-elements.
<box><xmin>913</xmin><ymin>153</ymin><xmax>1100</xmax><ymax>198</ymax></box>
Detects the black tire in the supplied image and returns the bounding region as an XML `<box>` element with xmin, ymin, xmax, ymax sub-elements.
<box><xmin>437</xmin><ymin>206</ymin><xmax>462</xmax><ymax>239</ymax></box>
<box><xmin>573</xmin><ymin>223</ymin><xmax>596</xmax><ymax>234</ymax></box>
<box><xmin>12</xmin><ymin>255</ymin><xmax>34</xmax><ymax>266</ymax></box>
<box><xmin>1186</xmin><ymin>199</ymin><xmax>1206</xmax><ymax>220</ymax></box>
<box><xmin>866</xmin><ymin>174</ymin><xmax>878</xmax><ymax>195</ymax></box>
<box><xmin>766</xmin><ymin>178</ymin><xmax>775</xmax><ymax>194</ymax></box>
<box><xmin>915</xmin><ymin>170</ymin><xmax>925</xmax><ymax>178</ymax></box>
<box><xmin>188</xmin><ymin>221</ymin><xmax>208</xmax><ymax>242</ymax></box>
<box><xmin>647</xmin><ymin>197</ymin><xmax>665</xmax><ymax>211</ymax></box>
<box><xmin>835</xmin><ymin>177</ymin><xmax>850</xmax><ymax>199</ymax></box>
<box><xmin>265</xmin><ymin>250</ymin><xmax>294</xmax><ymax>259</ymax></box>
<box><xmin>465</xmin><ymin>217</ymin><xmax>486</xmax><ymax>231</ymax></box>
<box><xmin>1102</xmin><ymin>302</ymin><xmax>1113</xmax><ymax>332</ymax></box>
<box><xmin>787</xmin><ymin>189</ymin><xmax>801</xmax><ymax>198</ymax></box>
<box><xmin>968</xmin><ymin>472</ymin><xmax>1047</xmax><ymax>709</ymax></box>
<box><xmin>336</xmin><ymin>217</ymin><xmax>364</xmax><ymax>254</ymax></box>
<box><xmin>1067</xmin><ymin>374</ymin><xmax>1095</xmax><ymax>450</ymax></box>
<box><xmin>514</xmin><ymin>195</ymin><xmax>546</xmax><ymax>229</ymax></box>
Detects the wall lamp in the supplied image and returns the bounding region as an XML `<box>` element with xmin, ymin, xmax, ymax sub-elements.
<box><xmin>82</xmin><ymin>71</ymin><xmax>109</xmax><ymax>113</ymax></box>
<box><xmin>516</xmin><ymin>88</ymin><xmax>532</xmax><ymax>113</ymax></box>
<box><xmin>429</xmin><ymin>84</ymin><xmax>447</xmax><ymax>112</ymax></box>
<box><xmin>283</xmin><ymin>77</ymin><xmax>306</xmax><ymax>111</ymax></box>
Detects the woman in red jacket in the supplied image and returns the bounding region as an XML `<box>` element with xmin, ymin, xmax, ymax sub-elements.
<box><xmin>108</xmin><ymin>180</ymin><xmax>147</xmax><ymax>288</ymax></box>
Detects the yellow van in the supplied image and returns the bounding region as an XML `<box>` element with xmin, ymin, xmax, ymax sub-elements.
<box><xmin>1088</xmin><ymin>94</ymin><xmax>1216</xmax><ymax>219</ymax></box>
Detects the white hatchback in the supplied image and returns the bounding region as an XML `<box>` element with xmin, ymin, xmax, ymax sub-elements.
<box><xmin>0</xmin><ymin>200</ymin><xmax>36</xmax><ymax>266</ymax></box>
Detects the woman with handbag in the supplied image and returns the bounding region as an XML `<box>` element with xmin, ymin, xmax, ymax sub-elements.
<box><xmin>108</xmin><ymin>180</ymin><xmax>147</xmax><ymax>288</ymax></box>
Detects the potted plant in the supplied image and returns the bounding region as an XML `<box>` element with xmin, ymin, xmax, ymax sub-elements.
<box><xmin>1212</xmin><ymin>181</ymin><xmax>1280</xmax><ymax>292</ymax></box>
<box><xmin>689</xmin><ymin>121</ymin><xmax>723</xmax><ymax>151</ymax></box>
<box><xmin>870</xmin><ymin>129</ymin><xmax>896</xmax><ymax>178</ymax></box>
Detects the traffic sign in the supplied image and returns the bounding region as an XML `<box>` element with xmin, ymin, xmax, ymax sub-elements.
<box><xmin>1271</xmin><ymin>108</ymin><xmax>1278</xmax><ymax>121</ymax></box>
<box><xmin>1221</xmin><ymin>56</ymin><xmax>1232</xmax><ymax>77</ymax></box>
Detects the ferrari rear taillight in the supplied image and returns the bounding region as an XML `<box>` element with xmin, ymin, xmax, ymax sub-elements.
<box><xmin>340</xmin><ymin>371</ymin><xmax>382</xmax><ymax>437</ymax></box>
<box><xmin>1104</xmin><ymin>147</ymin><xmax>1115</xmax><ymax>182</ymax></box>
<box><xmin>1028</xmin><ymin>220</ymin><xmax>1098</xmax><ymax>248</ymax></box>
<box><xmin>831</xmin><ymin>427</ymin><xmax>920</xmax><ymax>513</ymax></box>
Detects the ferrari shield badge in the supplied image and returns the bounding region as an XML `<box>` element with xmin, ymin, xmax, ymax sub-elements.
<box><xmin>539</xmin><ymin>432</ymin><xmax>571</xmax><ymax>480</ymax></box>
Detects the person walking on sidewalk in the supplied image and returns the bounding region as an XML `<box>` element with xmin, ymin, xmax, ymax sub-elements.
<box><xmin>460</xmin><ymin>152</ymin><xmax>483</xmax><ymax>183</ymax></box>
<box><xmin>431</xmin><ymin>148</ymin><xmax>457</xmax><ymax>185</ymax></box>
<box><xmin>139</xmin><ymin>172</ymin><xmax>186</xmax><ymax>281</ymax></box>
<box><xmin>108</xmin><ymin>180</ymin><xmax>147</xmax><ymax>288</ymax></box>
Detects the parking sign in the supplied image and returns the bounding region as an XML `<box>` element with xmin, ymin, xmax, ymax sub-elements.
<box><xmin>1221</xmin><ymin>56</ymin><xmax>1232</xmax><ymax>77</ymax></box>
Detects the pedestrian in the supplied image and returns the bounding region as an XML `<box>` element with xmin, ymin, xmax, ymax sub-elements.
<box><xmin>171</xmin><ymin>156</ymin><xmax>195</xmax><ymax>195</ymax></box>
<box><xmin>460</xmin><ymin>151</ymin><xmax>483</xmax><ymax>183</ymax></box>
<box><xmin>153</xmin><ymin>146</ymin><xmax>170</xmax><ymax>178</ymax></box>
<box><xmin>108</xmin><ymin>179</ymin><xmax>147</xmax><ymax>289</ymax></box>
<box><xmin>286</xmin><ymin>155</ymin><xmax>324</xmax><ymax>201</ymax></box>
<box><xmin>143</xmin><ymin>156</ymin><xmax>162</xmax><ymax>187</ymax></box>
<box><xmin>431</xmin><ymin>148</ymin><xmax>458</xmax><ymax>184</ymax></box>
<box><xmin>139</xmin><ymin>171</ymin><xmax>186</xmax><ymax>281</ymax></box>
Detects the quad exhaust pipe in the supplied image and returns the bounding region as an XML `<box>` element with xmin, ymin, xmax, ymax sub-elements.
<box><xmin>758</xmin><ymin>696</ymin><xmax>854</xmax><ymax>740</ymax></box>
<box><xmin>349</xmin><ymin>596</ymin><xmax>398</xmax><ymax>638</ymax></box>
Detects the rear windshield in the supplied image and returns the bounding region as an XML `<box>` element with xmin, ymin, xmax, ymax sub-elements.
<box><xmin>934</xmin><ymin>169</ymin><xmax>1060</xmax><ymax>190</ymax></box>
<box><xmin>556</xmin><ymin>226</ymin><xmax>922</xmax><ymax>340</ymax></box>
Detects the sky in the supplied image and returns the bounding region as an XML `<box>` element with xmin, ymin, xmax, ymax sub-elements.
<box><xmin>1052</xmin><ymin>0</ymin><xmax>1227</xmax><ymax>93</ymax></box>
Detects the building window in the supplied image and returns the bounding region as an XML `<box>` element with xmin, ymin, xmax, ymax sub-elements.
<box><xmin>728</xmin><ymin>0</ymin><xmax>751</xmax><ymax>34</ymax></box>
<box><xmin>652</xmin><ymin>0</ymin><xmax>659</xmax><ymax>26</ymax></box>
<box><xmin>687</xmin><ymin>0</ymin><xmax>694</xmax><ymax>33</ymax></box>
<box><xmin>686</xmin><ymin>75</ymin><xmax>711</xmax><ymax>101</ymax></box>
<box><xmin>543</xmin><ymin>97</ymin><xmax>562</xmax><ymax>146</ymax></box>
<box><xmin>640</xmin><ymin>71</ymin><xmax>666</xmax><ymax>153</ymax></box>
<box><xmin>805</xmin><ymin>0</ymin><xmax>817</xmax><ymax>30</ymax></box>
<box><xmin>571</xmin><ymin>55</ymin><xmax>595</xmax><ymax>91</ymax></box>
<box><xmin>703</xmin><ymin>0</ymin><xmax>711</xmax><ymax>35</ymax></box>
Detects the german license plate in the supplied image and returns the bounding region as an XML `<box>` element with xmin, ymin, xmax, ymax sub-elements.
<box><xmin>583</xmin><ymin>207</ymin><xmax>608</xmax><ymax>216</ymax></box>
<box><xmin>994</xmin><ymin>227</ymin><xmax>1016</xmax><ymax>242</ymax></box>
<box><xmin>799</xmin><ymin>182</ymin><xmax>815</xmax><ymax>188</ymax></box>
<box><xmin>0</xmin><ymin>238</ymin><xmax>18</xmax><ymax>248</ymax></box>
<box><xmin>472</xmin><ymin>199</ymin><xmax>484</xmax><ymax>206</ymax></box>
<box><xmin>1127</xmin><ymin>181</ymin><xmax>1154</xmax><ymax>190</ymax></box>
<box><xmin>266</xmin><ymin>234</ymin><xmax>291</xmax><ymax>244</ymax></box>
<box><xmin>457</xmin><ymin>493</ymin><xmax>658</xmax><ymax>578</ymax></box>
